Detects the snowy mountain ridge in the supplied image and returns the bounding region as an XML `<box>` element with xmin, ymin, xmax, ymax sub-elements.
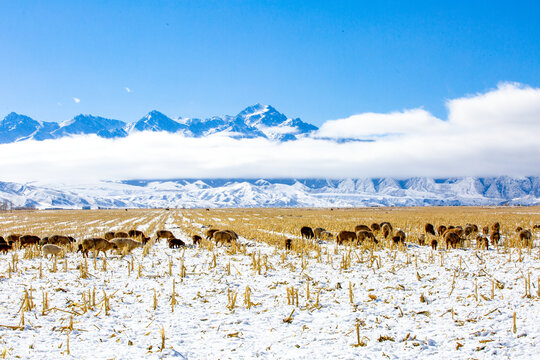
<box><xmin>0</xmin><ymin>176</ymin><xmax>539</xmax><ymax>209</ymax></box>
<box><xmin>0</xmin><ymin>104</ymin><xmax>318</xmax><ymax>143</ymax></box>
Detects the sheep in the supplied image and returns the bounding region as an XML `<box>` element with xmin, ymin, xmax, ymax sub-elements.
<box><xmin>104</xmin><ymin>231</ymin><xmax>116</xmax><ymax>240</ymax></box>
<box><xmin>445</xmin><ymin>227</ymin><xmax>464</xmax><ymax>237</ymax></box>
<box><xmin>380</xmin><ymin>222</ymin><xmax>393</xmax><ymax>232</ymax></box>
<box><xmin>515</xmin><ymin>226</ymin><xmax>523</xmax><ymax>233</ymax></box>
<box><xmin>205</xmin><ymin>229</ymin><xmax>219</xmax><ymax>240</ymax></box>
<box><xmin>168</xmin><ymin>238</ymin><xmax>186</xmax><ymax>249</ymax></box>
<box><xmin>354</xmin><ymin>224</ymin><xmax>371</xmax><ymax>233</ymax></box>
<box><xmin>300</xmin><ymin>226</ymin><xmax>314</xmax><ymax>239</ymax></box>
<box><xmin>336</xmin><ymin>231</ymin><xmax>356</xmax><ymax>245</ymax></box>
<box><xmin>19</xmin><ymin>235</ymin><xmax>40</xmax><ymax>247</ymax></box>
<box><xmin>464</xmin><ymin>224</ymin><xmax>474</xmax><ymax>237</ymax></box>
<box><xmin>491</xmin><ymin>222</ymin><xmax>500</xmax><ymax>232</ymax></box>
<box><xmin>381</xmin><ymin>223</ymin><xmax>392</xmax><ymax>239</ymax></box>
<box><xmin>445</xmin><ymin>231</ymin><xmax>462</xmax><ymax>250</ymax></box>
<box><xmin>356</xmin><ymin>230</ymin><xmax>377</xmax><ymax>245</ymax></box>
<box><xmin>111</xmin><ymin>238</ymin><xmax>143</xmax><ymax>254</ymax></box>
<box><xmin>78</xmin><ymin>238</ymin><xmax>118</xmax><ymax>258</ymax></box>
<box><xmin>425</xmin><ymin>223</ymin><xmax>435</xmax><ymax>236</ymax></box>
<box><xmin>482</xmin><ymin>226</ymin><xmax>489</xmax><ymax>235</ymax></box>
<box><xmin>313</xmin><ymin>227</ymin><xmax>326</xmax><ymax>239</ymax></box>
<box><xmin>44</xmin><ymin>235</ymin><xmax>72</xmax><ymax>246</ymax></box>
<box><xmin>395</xmin><ymin>230</ymin><xmax>406</xmax><ymax>242</ymax></box>
<box><xmin>0</xmin><ymin>243</ymin><xmax>13</xmax><ymax>254</ymax></box>
<box><xmin>431</xmin><ymin>239</ymin><xmax>438</xmax><ymax>250</ymax></box>
<box><xmin>392</xmin><ymin>235</ymin><xmax>404</xmax><ymax>246</ymax></box>
<box><xmin>476</xmin><ymin>235</ymin><xmax>489</xmax><ymax>250</ymax></box>
<box><xmin>490</xmin><ymin>231</ymin><xmax>500</xmax><ymax>246</ymax></box>
<box><xmin>128</xmin><ymin>229</ymin><xmax>145</xmax><ymax>239</ymax></box>
<box><xmin>222</xmin><ymin>230</ymin><xmax>238</xmax><ymax>240</ymax></box>
<box><xmin>213</xmin><ymin>231</ymin><xmax>236</xmax><ymax>247</ymax></box>
<box><xmin>192</xmin><ymin>235</ymin><xmax>202</xmax><ymax>245</ymax></box>
<box><xmin>370</xmin><ymin>223</ymin><xmax>381</xmax><ymax>232</ymax></box>
<box><xmin>6</xmin><ymin>234</ymin><xmax>21</xmax><ymax>243</ymax></box>
<box><xmin>114</xmin><ymin>231</ymin><xmax>129</xmax><ymax>238</ymax></box>
<box><xmin>284</xmin><ymin>239</ymin><xmax>292</xmax><ymax>250</ymax></box>
<box><xmin>155</xmin><ymin>230</ymin><xmax>175</xmax><ymax>242</ymax></box>
<box><xmin>437</xmin><ymin>225</ymin><xmax>447</xmax><ymax>236</ymax></box>
<box><xmin>418</xmin><ymin>234</ymin><xmax>426</xmax><ymax>246</ymax></box>
<box><xmin>42</xmin><ymin>244</ymin><xmax>64</xmax><ymax>259</ymax></box>
<box><xmin>519</xmin><ymin>230</ymin><xmax>533</xmax><ymax>247</ymax></box>
<box><xmin>320</xmin><ymin>231</ymin><xmax>334</xmax><ymax>240</ymax></box>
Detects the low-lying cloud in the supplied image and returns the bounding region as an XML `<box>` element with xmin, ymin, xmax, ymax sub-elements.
<box><xmin>1</xmin><ymin>82</ymin><xmax>539</xmax><ymax>183</ymax></box>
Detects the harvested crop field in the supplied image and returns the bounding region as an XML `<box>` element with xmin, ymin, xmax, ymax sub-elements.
<box><xmin>0</xmin><ymin>206</ymin><xmax>539</xmax><ymax>359</ymax></box>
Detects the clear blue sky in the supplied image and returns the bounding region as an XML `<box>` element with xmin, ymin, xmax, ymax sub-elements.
<box><xmin>1</xmin><ymin>0</ymin><xmax>539</xmax><ymax>125</ymax></box>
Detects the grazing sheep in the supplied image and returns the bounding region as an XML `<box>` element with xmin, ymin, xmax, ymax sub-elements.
<box><xmin>392</xmin><ymin>235</ymin><xmax>404</xmax><ymax>246</ymax></box>
<box><xmin>381</xmin><ymin>223</ymin><xmax>392</xmax><ymax>239</ymax></box>
<box><xmin>380</xmin><ymin>222</ymin><xmax>393</xmax><ymax>232</ymax></box>
<box><xmin>6</xmin><ymin>234</ymin><xmax>21</xmax><ymax>243</ymax></box>
<box><xmin>313</xmin><ymin>227</ymin><xmax>326</xmax><ymax>239</ymax></box>
<box><xmin>320</xmin><ymin>231</ymin><xmax>334</xmax><ymax>240</ymax></box>
<box><xmin>205</xmin><ymin>229</ymin><xmax>219</xmax><ymax>240</ymax></box>
<box><xmin>491</xmin><ymin>222</ymin><xmax>500</xmax><ymax>232</ymax></box>
<box><xmin>336</xmin><ymin>231</ymin><xmax>356</xmax><ymax>245</ymax></box>
<box><xmin>445</xmin><ymin>231</ymin><xmax>461</xmax><ymax>250</ymax></box>
<box><xmin>490</xmin><ymin>231</ymin><xmax>500</xmax><ymax>246</ymax></box>
<box><xmin>213</xmin><ymin>231</ymin><xmax>236</xmax><ymax>247</ymax></box>
<box><xmin>395</xmin><ymin>230</ymin><xmax>406</xmax><ymax>242</ymax></box>
<box><xmin>111</xmin><ymin>238</ymin><xmax>143</xmax><ymax>254</ymax></box>
<box><xmin>114</xmin><ymin>231</ymin><xmax>129</xmax><ymax>238</ymax></box>
<box><xmin>42</xmin><ymin>244</ymin><xmax>64</xmax><ymax>259</ymax></box>
<box><xmin>104</xmin><ymin>231</ymin><xmax>116</xmax><ymax>240</ymax></box>
<box><xmin>300</xmin><ymin>226</ymin><xmax>314</xmax><ymax>239</ymax></box>
<box><xmin>425</xmin><ymin>223</ymin><xmax>435</xmax><ymax>236</ymax></box>
<box><xmin>46</xmin><ymin>235</ymin><xmax>72</xmax><ymax>246</ymax></box>
<box><xmin>445</xmin><ymin>227</ymin><xmax>464</xmax><ymax>237</ymax></box>
<box><xmin>437</xmin><ymin>225</ymin><xmax>447</xmax><ymax>236</ymax></box>
<box><xmin>285</xmin><ymin>239</ymin><xmax>292</xmax><ymax>250</ymax></box>
<box><xmin>168</xmin><ymin>238</ymin><xmax>186</xmax><ymax>249</ymax></box>
<box><xmin>519</xmin><ymin>230</ymin><xmax>533</xmax><ymax>247</ymax></box>
<box><xmin>482</xmin><ymin>226</ymin><xmax>489</xmax><ymax>235</ymax></box>
<box><xmin>155</xmin><ymin>230</ymin><xmax>175</xmax><ymax>241</ymax></box>
<box><xmin>354</xmin><ymin>224</ymin><xmax>371</xmax><ymax>233</ymax></box>
<box><xmin>476</xmin><ymin>235</ymin><xmax>489</xmax><ymax>250</ymax></box>
<box><xmin>128</xmin><ymin>229</ymin><xmax>145</xmax><ymax>239</ymax></box>
<box><xmin>370</xmin><ymin>223</ymin><xmax>381</xmax><ymax>232</ymax></box>
<box><xmin>418</xmin><ymin>234</ymin><xmax>426</xmax><ymax>246</ymax></box>
<box><xmin>356</xmin><ymin>230</ymin><xmax>377</xmax><ymax>245</ymax></box>
<box><xmin>431</xmin><ymin>239</ymin><xmax>438</xmax><ymax>250</ymax></box>
<box><xmin>222</xmin><ymin>230</ymin><xmax>239</xmax><ymax>240</ymax></box>
<box><xmin>192</xmin><ymin>235</ymin><xmax>202</xmax><ymax>245</ymax></box>
<box><xmin>464</xmin><ymin>224</ymin><xmax>474</xmax><ymax>237</ymax></box>
<box><xmin>78</xmin><ymin>238</ymin><xmax>117</xmax><ymax>258</ymax></box>
<box><xmin>19</xmin><ymin>235</ymin><xmax>40</xmax><ymax>247</ymax></box>
<box><xmin>472</xmin><ymin>224</ymin><xmax>479</xmax><ymax>233</ymax></box>
<box><xmin>0</xmin><ymin>243</ymin><xmax>13</xmax><ymax>254</ymax></box>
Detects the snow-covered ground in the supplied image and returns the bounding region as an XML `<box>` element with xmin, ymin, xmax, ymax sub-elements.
<box><xmin>0</xmin><ymin>211</ymin><xmax>539</xmax><ymax>359</ymax></box>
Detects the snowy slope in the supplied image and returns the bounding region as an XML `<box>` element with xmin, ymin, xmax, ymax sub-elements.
<box><xmin>0</xmin><ymin>177</ymin><xmax>539</xmax><ymax>209</ymax></box>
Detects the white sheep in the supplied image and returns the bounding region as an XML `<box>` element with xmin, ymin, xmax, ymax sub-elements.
<box><xmin>42</xmin><ymin>244</ymin><xmax>64</xmax><ymax>259</ymax></box>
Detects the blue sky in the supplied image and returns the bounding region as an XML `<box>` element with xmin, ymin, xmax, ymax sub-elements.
<box><xmin>1</xmin><ymin>1</ymin><xmax>539</xmax><ymax>125</ymax></box>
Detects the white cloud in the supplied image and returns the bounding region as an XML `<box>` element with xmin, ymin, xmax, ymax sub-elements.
<box><xmin>73</xmin><ymin>97</ymin><xmax>80</xmax><ymax>103</ymax></box>
<box><xmin>125</xmin><ymin>87</ymin><xmax>131</xmax><ymax>93</ymax></box>
<box><xmin>0</xmin><ymin>82</ymin><xmax>539</xmax><ymax>183</ymax></box>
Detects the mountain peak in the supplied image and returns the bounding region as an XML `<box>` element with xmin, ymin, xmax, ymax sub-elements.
<box><xmin>130</xmin><ymin>110</ymin><xmax>186</xmax><ymax>133</ymax></box>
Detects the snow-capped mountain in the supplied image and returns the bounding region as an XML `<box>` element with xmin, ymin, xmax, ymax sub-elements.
<box><xmin>0</xmin><ymin>104</ymin><xmax>319</xmax><ymax>143</ymax></box>
<box><xmin>0</xmin><ymin>177</ymin><xmax>538</xmax><ymax>209</ymax></box>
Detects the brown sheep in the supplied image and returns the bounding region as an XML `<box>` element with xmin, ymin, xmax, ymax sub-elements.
<box><xmin>285</xmin><ymin>239</ymin><xmax>292</xmax><ymax>250</ymax></box>
<box><xmin>445</xmin><ymin>227</ymin><xmax>464</xmax><ymax>237</ymax></box>
<box><xmin>168</xmin><ymin>238</ymin><xmax>186</xmax><ymax>249</ymax></box>
<box><xmin>464</xmin><ymin>224</ymin><xmax>474</xmax><ymax>237</ymax></box>
<box><xmin>336</xmin><ymin>231</ymin><xmax>356</xmax><ymax>245</ymax></box>
<box><xmin>320</xmin><ymin>231</ymin><xmax>334</xmax><ymax>240</ymax></box>
<box><xmin>425</xmin><ymin>223</ymin><xmax>435</xmax><ymax>236</ymax></box>
<box><xmin>300</xmin><ymin>226</ymin><xmax>314</xmax><ymax>239</ymax></box>
<box><xmin>445</xmin><ymin>231</ymin><xmax>461</xmax><ymax>250</ymax></box>
<box><xmin>313</xmin><ymin>227</ymin><xmax>325</xmax><ymax>239</ymax></box>
<box><xmin>515</xmin><ymin>226</ymin><xmax>523</xmax><ymax>233</ymax></box>
<box><xmin>46</xmin><ymin>235</ymin><xmax>71</xmax><ymax>246</ymax></box>
<box><xmin>395</xmin><ymin>230</ymin><xmax>406</xmax><ymax>242</ymax></box>
<box><xmin>20</xmin><ymin>235</ymin><xmax>40</xmax><ymax>247</ymax></box>
<box><xmin>472</xmin><ymin>224</ymin><xmax>479</xmax><ymax>233</ymax></box>
<box><xmin>356</xmin><ymin>230</ymin><xmax>377</xmax><ymax>245</ymax></box>
<box><xmin>519</xmin><ymin>230</ymin><xmax>533</xmax><ymax>247</ymax></box>
<box><xmin>381</xmin><ymin>223</ymin><xmax>392</xmax><ymax>239</ymax></box>
<box><xmin>213</xmin><ymin>230</ymin><xmax>236</xmax><ymax>246</ymax></box>
<box><xmin>370</xmin><ymin>223</ymin><xmax>381</xmax><ymax>232</ymax></box>
<box><xmin>0</xmin><ymin>243</ymin><xmax>12</xmax><ymax>253</ymax></box>
<box><xmin>380</xmin><ymin>222</ymin><xmax>393</xmax><ymax>232</ymax></box>
<box><xmin>437</xmin><ymin>225</ymin><xmax>447</xmax><ymax>236</ymax></box>
<box><xmin>491</xmin><ymin>222</ymin><xmax>500</xmax><ymax>232</ymax></box>
<box><xmin>392</xmin><ymin>235</ymin><xmax>404</xmax><ymax>246</ymax></box>
<box><xmin>111</xmin><ymin>238</ymin><xmax>143</xmax><ymax>253</ymax></box>
<box><xmin>104</xmin><ymin>231</ymin><xmax>115</xmax><ymax>240</ymax></box>
<box><xmin>6</xmin><ymin>234</ymin><xmax>21</xmax><ymax>243</ymax></box>
<box><xmin>155</xmin><ymin>230</ymin><xmax>175</xmax><ymax>241</ymax></box>
<box><xmin>128</xmin><ymin>229</ymin><xmax>145</xmax><ymax>239</ymax></box>
<box><xmin>192</xmin><ymin>235</ymin><xmax>202</xmax><ymax>245</ymax></box>
<box><xmin>431</xmin><ymin>239</ymin><xmax>438</xmax><ymax>250</ymax></box>
<box><xmin>205</xmin><ymin>229</ymin><xmax>219</xmax><ymax>240</ymax></box>
<box><xmin>482</xmin><ymin>226</ymin><xmax>489</xmax><ymax>235</ymax></box>
<box><xmin>222</xmin><ymin>230</ymin><xmax>239</xmax><ymax>240</ymax></box>
<box><xmin>78</xmin><ymin>238</ymin><xmax>118</xmax><ymax>258</ymax></box>
<box><xmin>490</xmin><ymin>231</ymin><xmax>500</xmax><ymax>246</ymax></box>
<box><xmin>114</xmin><ymin>231</ymin><xmax>129</xmax><ymax>238</ymax></box>
<box><xmin>476</xmin><ymin>235</ymin><xmax>489</xmax><ymax>250</ymax></box>
<box><xmin>354</xmin><ymin>224</ymin><xmax>371</xmax><ymax>233</ymax></box>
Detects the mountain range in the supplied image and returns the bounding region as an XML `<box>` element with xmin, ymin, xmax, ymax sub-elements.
<box><xmin>0</xmin><ymin>104</ymin><xmax>319</xmax><ymax>144</ymax></box>
<box><xmin>0</xmin><ymin>177</ymin><xmax>539</xmax><ymax>209</ymax></box>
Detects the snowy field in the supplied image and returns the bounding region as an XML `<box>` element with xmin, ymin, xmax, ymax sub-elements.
<box><xmin>0</xmin><ymin>208</ymin><xmax>539</xmax><ymax>359</ymax></box>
